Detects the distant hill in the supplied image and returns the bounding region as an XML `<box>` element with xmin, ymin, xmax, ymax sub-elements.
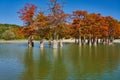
<box><xmin>0</xmin><ymin>24</ymin><xmax>20</xmax><ymax>27</ymax></box>
<box><xmin>0</xmin><ymin>24</ymin><xmax>20</xmax><ymax>39</ymax></box>
<box><xmin>0</xmin><ymin>24</ymin><xmax>20</xmax><ymax>33</ymax></box>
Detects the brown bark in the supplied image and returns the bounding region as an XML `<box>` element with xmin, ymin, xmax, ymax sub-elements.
<box><xmin>28</xmin><ymin>35</ymin><xmax>34</xmax><ymax>47</ymax></box>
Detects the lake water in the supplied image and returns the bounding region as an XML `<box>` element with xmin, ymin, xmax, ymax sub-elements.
<box><xmin>0</xmin><ymin>42</ymin><xmax>120</xmax><ymax>80</ymax></box>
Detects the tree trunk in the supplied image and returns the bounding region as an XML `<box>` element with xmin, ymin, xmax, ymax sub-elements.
<box><xmin>85</xmin><ymin>39</ymin><xmax>88</xmax><ymax>44</ymax></box>
<box><xmin>83</xmin><ymin>36</ymin><xmax>86</xmax><ymax>45</ymax></box>
<box><xmin>75</xmin><ymin>38</ymin><xmax>78</xmax><ymax>44</ymax></box>
<box><xmin>103</xmin><ymin>38</ymin><xmax>106</xmax><ymax>45</ymax></box>
<box><xmin>40</xmin><ymin>39</ymin><xmax>44</xmax><ymax>48</ymax></box>
<box><xmin>109</xmin><ymin>37</ymin><xmax>113</xmax><ymax>45</ymax></box>
<box><xmin>78</xmin><ymin>36</ymin><xmax>81</xmax><ymax>46</ymax></box>
<box><xmin>53</xmin><ymin>32</ymin><xmax>57</xmax><ymax>48</ymax></box>
<box><xmin>89</xmin><ymin>38</ymin><xmax>92</xmax><ymax>46</ymax></box>
<box><xmin>48</xmin><ymin>40</ymin><xmax>52</xmax><ymax>47</ymax></box>
<box><xmin>59</xmin><ymin>38</ymin><xmax>63</xmax><ymax>47</ymax></box>
<box><xmin>94</xmin><ymin>37</ymin><xmax>97</xmax><ymax>46</ymax></box>
<box><xmin>53</xmin><ymin>40</ymin><xmax>57</xmax><ymax>48</ymax></box>
<box><xmin>28</xmin><ymin>35</ymin><xmax>34</xmax><ymax>47</ymax></box>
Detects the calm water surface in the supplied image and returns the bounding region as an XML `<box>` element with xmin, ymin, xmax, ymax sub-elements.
<box><xmin>0</xmin><ymin>42</ymin><xmax>120</xmax><ymax>80</ymax></box>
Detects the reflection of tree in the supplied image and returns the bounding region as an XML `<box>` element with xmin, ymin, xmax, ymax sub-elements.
<box><xmin>21</xmin><ymin>48</ymin><xmax>52</xmax><ymax>80</ymax></box>
<box><xmin>52</xmin><ymin>48</ymin><xmax>68</xmax><ymax>80</ymax></box>
<box><xmin>22</xmin><ymin>47</ymin><xmax>35</xmax><ymax>80</ymax></box>
<box><xmin>37</xmin><ymin>48</ymin><xmax>51</xmax><ymax>79</ymax></box>
<box><xmin>67</xmin><ymin>44</ymin><xmax>120</xmax><ymax>79</ymax></box>
<box><xmin>20</xmin><ymin>44</ymin><xmax>120</xmax><ymax>80</ymax></box>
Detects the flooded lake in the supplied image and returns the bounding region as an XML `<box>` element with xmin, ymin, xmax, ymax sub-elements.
<box><xmin>0</xmin><ymin>42</ymin><xmax>120</xmax><ymax>80</ymax></box>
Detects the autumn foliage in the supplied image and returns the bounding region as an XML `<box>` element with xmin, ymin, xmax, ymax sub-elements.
<box><xmin>17</xmin><ymin>1</ymin><xmax>120</xmax><ymax>43</ymax></box>
<box><xmin>17</xmin><ymin>3</ymin><xmax>37</xmax><ymax>25</ymax></box>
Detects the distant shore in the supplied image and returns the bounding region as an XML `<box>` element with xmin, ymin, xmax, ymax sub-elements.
<box><xmin>0</xmin><ymin>39</ymin><xmax>120</xmax><ymax>43</ymax></box>
<box><xmin>0</xmin><ymin>39</ymin><xmax>75</xmax><ymax>43</ymax></box>
<box><xmin>113</xmin><ymin>39</ymin><xmax>120</xmax><ymax>43</ymax></box>
<box><xmin>0</xmin><ymin>40</ymin><xmax>38</xmax><ymax>43</ymax></box>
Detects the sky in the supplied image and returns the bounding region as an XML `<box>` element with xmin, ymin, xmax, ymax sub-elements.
<box><xmin>0</xmin><ymin>0</ymin><xmax>119</xmax><ymax>26</ymax></box>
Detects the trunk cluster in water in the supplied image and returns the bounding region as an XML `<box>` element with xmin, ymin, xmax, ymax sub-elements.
<box><xmin>75</xmin><ymin>37</ymin><xmax>114</xmax><ymax>46</ymax></box>
<box><xmin>27</xmin><ymin>37</ymin><xmax>114</xmax><ymax>48</ymax></box>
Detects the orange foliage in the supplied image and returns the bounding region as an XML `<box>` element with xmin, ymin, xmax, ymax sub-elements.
<box><xmin>17</xmin><ymin>3</ymin><xmax>37</xmax><ymax>25</ymax></box>
<box><xmin>17</xmin><ymin>2</ymin><xmax>120</xmax><ymax>40</ymax></box>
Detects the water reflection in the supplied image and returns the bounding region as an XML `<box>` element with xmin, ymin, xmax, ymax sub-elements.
<box><xmin>38</xmin><ymin>48</ymin><xmax>51</xmax><ymax>79</ymax></box>
<box><xmin>22</xmin><ymin>47</ymin><xmax>35</xmax><ymax>80</ymax></box>
<box><xmin>66</xmin><ymin>44</ymin><xmax>120</xmax><ymax>79</ymax></box>
<box><xmin>1</xmin><ymin>43</ymin><xmax>120</xmax><ymax>80</ymax></box>
<box><xmin>53</xmin><ymin>48</ymin><xmax>58</xmax><ymax>59</ymax></box>
<box><xmin>52</xmin><ymin>48</ymin><xmax>68</xmax><ymax>80</ymax></box>
<box><xmin>20</xmin><ymin>44</ymin><xmax>120</xmax><ymax>80</ymax></box>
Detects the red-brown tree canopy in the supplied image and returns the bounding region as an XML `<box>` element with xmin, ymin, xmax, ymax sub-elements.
<box><xmin>17</xmin><ymin>3</ymin><xmax>37</xmax><ymax>26</ymax></box>
<box><xmin>17</xmin><ymin>1</ymin><xmax>120</xmax><ymax>40</ymax></box>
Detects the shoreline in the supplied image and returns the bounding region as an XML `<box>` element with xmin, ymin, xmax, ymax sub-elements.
<box><xmin>0</xmin><ymin>39</ymin><xmax>120</xmax><ymax>43</ymax></box>
<box><xmin>0</xmin><ymin>39</ymin><xmax>75</xmax><ymax>43</ymax></box>
<box><xmin>113</xmin><ymin>39</ymin><xmax>120</xmax><ymax>43</ymax></box>
<box><xmin>0</xmin><ymin>40</ymin><xmax>38</xmax><ymax>43</ymax></box>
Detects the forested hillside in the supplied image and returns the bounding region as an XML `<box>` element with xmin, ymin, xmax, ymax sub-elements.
<box><xmin>0</xmin><ymin>24</ymin><xmax>20</xmax><ymax>40</ymax></box>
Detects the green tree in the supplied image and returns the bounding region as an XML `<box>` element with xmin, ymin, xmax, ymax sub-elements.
<box><xmin>2</xmin><ymin>30</ymin><xmax>15</xmax><ymax>40</ymax></box>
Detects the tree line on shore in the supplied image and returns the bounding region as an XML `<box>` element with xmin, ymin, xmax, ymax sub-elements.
<box><xmin>0</xmin><ymin>24</ymin><xmax>22</xmax><ymax>40</ymax></box>
<box><xmin>16</xmin><ymin>0</ymin><xmax>120</xmax><ymax>48</ymax></box>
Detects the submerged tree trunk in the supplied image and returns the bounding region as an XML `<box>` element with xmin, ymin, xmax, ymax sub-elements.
<box><xmin>93</xmin><ymin>37</ymin><xmax>97</xmax><ymax>46</ymax></box>
<box><xmin>28</xmin><ymin>35</ymin><xmax>34</xmax><ymax>47</ymax></box>
<box><xmin>53</xmin><ymin>32</ymin><xmax>58</xmax><ymax>48</ymax></box>
<box><xmin>102</xmin><ymin>37</ymin><xmax>107</xmax><ymax>45</ymax></box>
<box><xmin>108</xmin><ymin>37</ymin><xmax>114</xmax><ymax>45</ymax></box>
<box><xmin>75</xmin><ymin>38</ymin><xmax>78</xmax><ymax>44</ymax></box>
<box><xmin>48</xmin><ymin>33</ymin><xmax>52</xmax><ymax>47</ymax></box>
<box><xmin>59</xmin><ymin>38</ymin><xmax>63</xmax><ymax>47</ymax></box>
<box><xmin>48</xmin><ymin>40</ymin><xmax>52</xmax><ymax>47</ymax></box>
<box><xmin>40</xmin><ymin>39</ymin><xmax>44</xmax><ymax>48</ymax></box>
<box><xmin>78</xmin><ymin>36</ymin><xmax>81</xmax><ymax>46</ymax></box>
<box><xmin>53</xmin><ymin>40</ymin><xmax>57</xmax><ymax>48</ymax></box>
<box><xmin>83</xmin><ymin>36</ymin><xmax>86</xmax><ymax>45</ymax></box>
<box><xmin>89</xmin><ymin>38</ymin><xmax>92</xmax><ymax>46</ymax></box>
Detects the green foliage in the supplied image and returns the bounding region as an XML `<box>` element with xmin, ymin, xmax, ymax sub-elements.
<box><xmin>0</xmin><ymin>24</ymin><xmax>20</xmax><ymax>39</ymax></box>
<box><xmin>2</xmin><ymin>30</ymin><xmax>15</xmax><ymax>40</ymax></box>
